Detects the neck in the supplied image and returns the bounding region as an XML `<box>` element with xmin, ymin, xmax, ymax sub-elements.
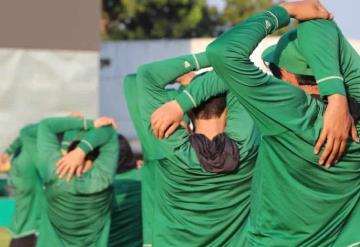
<box><xmin>194</xmin><ymin>118</ymin><xmax>226</xmax><ymax>140</ymax></box>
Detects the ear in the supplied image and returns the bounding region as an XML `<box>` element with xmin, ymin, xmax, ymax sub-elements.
<box><xmin>280</xmin><ymin>68</ymin><xmax>300</xmax><ymax>86</ymax></box>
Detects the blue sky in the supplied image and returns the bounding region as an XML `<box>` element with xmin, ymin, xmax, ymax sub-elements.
<box><xmin>207</xmin><ymin>0</ymin><xmax>360</xmax><ymax>39</ymax></box>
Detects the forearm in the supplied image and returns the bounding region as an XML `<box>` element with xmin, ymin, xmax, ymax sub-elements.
<box><xmin>207</xmin><ymin>6</ymin><xmax>290</xmax><ymax>85</ymax></box>
<box><xmin>175</xmin><ymin>71</ymin><xmax>228</xmax><ymax>112</ymax></box>
<box><xmin>137</xmin><ymin>52</ymin><xmax>210</xmax><ymax>89</ymax></box>
<box><xmin>40</xmin><ymin>117</ymin><xmax>94</xmax><ymax>134</ymax></box>
<box><xmin>298</xmin><ymin>20</ymin><xmax>345</xmax><ymax>98</ymax></box>
<box><xmin>78</xmin><ymin>126</ymin><xmax>115</xmax><ymax>155</ymax></box>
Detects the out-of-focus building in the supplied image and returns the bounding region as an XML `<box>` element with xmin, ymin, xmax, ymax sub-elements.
<box><xmin>0</xmin><ymin>0</ymin><xmax>100</xmax><ymax>151</ymax></box>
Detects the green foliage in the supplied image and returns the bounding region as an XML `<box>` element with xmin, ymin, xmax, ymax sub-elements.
<box><xmin>221</xmin><ymin>0</ymin><xmax>272</xmax><ymax>25</ymax></box>
<box><xmin>103</xmin><ymin>0</ymin><xmax>220</xmax><ymax>40</ymax></box>
<box><xmin>102</xmin><ymin>0</ymin><xmax>284</xmax><ymax>40</ymax></box>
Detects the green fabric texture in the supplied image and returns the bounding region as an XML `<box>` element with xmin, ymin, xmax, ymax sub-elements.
<box><xmin>134</xmin><ymin>52</ymin><xmax>260</xmax><ymax>246</ymax></box>
<box><xmin>36</xmin><ymin>117</ymin><xmax>118</xmax><ymax>247</ymax></box>
<box><xmin>207</xmin><ymin>6</ymin><xmax>360</xmax><ymax>246</ymax></box>
<box><xmin>7</xmin><ymin>124</ymin><xmax>44</xmax><ymax>238</ymax></box>
<box><xmin>262</xmin><ymin>30</ymin><xmax>314</xmax><ymax>76</ymax></box>
<box><xmin>262</xmin><ymin>19</ymin><xmax>360</xmax><ymax>98</ymax></box>
<box><xmin>109</xmin><ymin>169</ymin><xmax>142</xmax><ymax>247</ymax></box>
<box><xmin>124</xmin><ymin>74</ymin><xmax>155</xmax><ymax>246</ymax></box>
<box><xmin>5</xmin><ymin>137</ymin><xmax>21</xmax><ymax>156</ymax></box>
<box><xmin>124</xmin><ymin>73</ymin><xmax>189</xmax><ymax>246</ymax></box>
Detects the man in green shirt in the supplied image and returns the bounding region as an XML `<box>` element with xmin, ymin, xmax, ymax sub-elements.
<box><xmin>36</xmin><ymin>116</ymin><xmax>119</xmax><ymax>247</ymax></box>
<box><xmin>262</xmin><ymin>17</ymin><xmax>360</xmax><ymax>168</ymax></box>
<box><xmin>124</xmin><ymin>74</ymin><xmax>159</xmax><ymax>247</ymax></box>
<box><xmin>126</xmin><ymin>51</ymin><xmax>260</xmax><ymax>246</ymax></box>
<box><xmin>204</xmin><ymin>2</ymin><xmax>360</xmax><ymax>246</ymax></box>
<box><xmin>1</xmin><ymin>124</ymin><xmax>43</xmax><ymax>247</ymax></box>
<box><xmin>152</xmin><ymin>1</ymin><xmax>360</xmax><ymax>246</ymax></box>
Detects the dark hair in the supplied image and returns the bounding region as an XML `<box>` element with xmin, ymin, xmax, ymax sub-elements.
<box><xmin>189</xmin><ymin>93</ymin><xmax>227</xmax><ymax>121</ymax></box>
<box><xmin>268</xmin><ymin>62</ymin><xmax>317</xmax><ymax>86</ymax></box>
<box><xmin>116</xmin><ymin>134</ymin><xmax>137</xmax><ymax>174</ymax></box>
<box><xmin>67</xmin><ymin>141</ymin><xmax>100</xmax><ymax>162</ymax></box>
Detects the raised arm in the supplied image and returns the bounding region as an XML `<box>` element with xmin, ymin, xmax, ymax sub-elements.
<box><xmin>137</xmin><ymin>53</ymin><xmax>211</xmax><ymax>157</ymax></box>
<box><xmin>77</xmin><ymin>126</ymin><xmax>114</xmax><ymax>155</ymax></box>
<box><xmin>298</xmin><ymin>20</ymin><xmax>358</xmax><ymax>165</ymax></box>
<box><xmin>150</xmin><ymin>71</ymin><xmax>228</xmax><ymax>139</ymax></box>
<box><xmin>298</xmin><ymin>20</ymin><xmax>345</xmax><ymax>97</ymax></box>
<box><xmin>37</xmin><ymin>117</ymin><xmax>94</xmax><ymax>179</ymax></box>
<box><xmin>137</xmin><ymin>52</ymin><xmax>210</xmax><ymax>90</ymax></box>
<box><xmin>206</xmin><ymin>3</ymin><xmax>332</xmax><ymax>138</ymax></box>
<box><xmin>63</xmin><ymin>127</ymin><xmax>119</xmax><ymax>192</ymax></box>
<box><xmin>175</xmin><ymin>71</ymin><xmax>228</xmax><ymax>113</ymax></box>
<box><xmin>124</xmin><ymin>74</ymin><xmax>153</xmax><ymax>159</ymax></box>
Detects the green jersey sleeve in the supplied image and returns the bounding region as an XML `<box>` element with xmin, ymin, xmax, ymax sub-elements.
<box><xmin>77</xmin><ymin>127</ymin><xmax>119</xmax><ymax>192</ymax></box>
<box><xmin>77</xmin><ymin>126</ymin><xmax>115</xmax><ymax>155</ymax></box>
<box><xmin>5</xmin><ymin>137</ymin><xmax>21</xmax><ymax>156</ymax></box>
<box><xmin>206</xmin><ymin>6</ymin><xmax>324</xmax><ymax>140</ymax></box>
<box><xmin>175</xmin><ymin>71</ymin><xmax>228</xmax><ymax>113</ymax></box>
<box><xmin>298</xmin><ymin>20</ymin><xmax>346</xmax><ymax>98</ymax></box>
<box><xmin>136</xmin><ymin>53</ymin><xmax>210</xmax><ymax>157</ymax></box>
<box><xmin>20</xmin><ymin>123</ymin><xmax>38</xmax><ymax>139</ymax></box>
<box><xmin>37</xmin><ymin>117</ymin><xmax>95</xmax><ymax>169</ymax></box>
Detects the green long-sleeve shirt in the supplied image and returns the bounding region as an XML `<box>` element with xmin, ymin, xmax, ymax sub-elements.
<box><xmin>207</xmin><ymin>5</ymin><xmax>360</xmax><ymax>246</ymax></box>
<box><xmin>297</xmin><ymin>20</ymin><xmax>360</xmax><ymax>99</ymax></box>
<box><xmin>6</xmin><ymin>123</ymin><xmax>44</xmax><ymax>238</ymax></box>
<box><xmin>36</xmin><ymin>117</ymin><xmax>119</xmax><ymax>247</ymax></box>
<box><xmin>124</xmin><ymin>72</ymin><xmax>191</xmax><ymax>246</ymax></box>
<box><xmin>135</xmin><ymin>52</ymin><xmax>260</xmax><ymax>246</ymax></box>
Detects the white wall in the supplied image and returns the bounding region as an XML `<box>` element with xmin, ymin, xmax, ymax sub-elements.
<box><xmin>0</xmin><ymin>48</ymin><xmax>99</xmax><ymax>151</ymax></box>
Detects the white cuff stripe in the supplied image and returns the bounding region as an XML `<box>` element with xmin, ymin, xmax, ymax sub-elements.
<box><xmin>81</xmin><ymin>140</ymin><xmax>93</xmax><ymax>151</ymax></box>
<box><xmin>61</xmin><ymin>141</ymin><xmax>70</xmax><ymax>145</ymax></box>
<box><xmin>183</xmin><ymin>90</ymin><xmax>197</xmax><ymax>107</ymax></box>
<box><xmin>348</xmin><ymin>241</ymin><xmax>360</xmax><ymax>247</ymax></box>
<box><xmin>192</xmin><ymin>54</ymin><xmax>200</xmax><ymax>70</ymax></box>
<box><xmin>83</xmin><ymin>118</ymin><xmax>87</xmax><ymax>130</ymax></box>
<box><xmin>266</xmin><ymin>11</ymin><xmax>278</xmax><ymax>30</ymax></box>
<box><xmin>317</xmin><ymin>76</ymin><xmax>343</xmax><ymax>84</ymax></box>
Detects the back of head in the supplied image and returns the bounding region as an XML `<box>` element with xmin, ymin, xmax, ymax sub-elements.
<box><xmin>116</xmin><ymin>134</ymin><xmax>136</xmax><ymax>174</ymax></box>
<box><xmin>189</xmin><ymin>93</ymin><xmax>227</xmax><ymax>121</ymax></box>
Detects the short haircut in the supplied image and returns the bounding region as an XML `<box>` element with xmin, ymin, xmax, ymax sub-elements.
<box><xmin>67</xmin><ymin>141</ymin><xmax>100</xmax><ymax>162</ymax></box>
<box><xmin>189</xmin><ymin>93</ymin><xmax>227</xmax><ymax>120</ymax></box>
<box><xmin>116</xmin><ymin>134</ymin><xmax>137</xmax><ymax>174</ymax></box>
<box><xmin>269</xmin><ymin>62</ymin><xmax>317</xmax><ymax>86</ymax></box>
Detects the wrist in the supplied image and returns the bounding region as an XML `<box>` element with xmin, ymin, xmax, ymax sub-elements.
<box><xmin>171</xmin><ymin>100</ymin><xmax>184</xmax><ymax>115</ymax></box>
<box><xmin>327</xmin><ymin>94</ymin><xmax>348</xmax><ymax>104</ymax></box>
<box><xmin>279</xmin><ymin>2</ymin><xmax>295</xmax><ymax>18</ymax></box>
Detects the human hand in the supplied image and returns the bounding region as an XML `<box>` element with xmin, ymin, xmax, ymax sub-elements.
<box><xmin>281</xmin><ymin>0</ymin><xmax>333</xmax><ymax>21</ymax></box>
<box><xmin>315</xmin><ymin>94</ymin><xmax>359</xmax><ymax>168</ymax></box>
<box><xmin>56</xmin><ymin>147</ymin><xmax>86</xmax><ymax>182</ymax></box>
<box><xmin>94</xmin><ymin>117</ymin><xmax>117</xmax><ymax>129</ymax></box>
<box><xmin>176</xmin><ymin>72</ymin><xmax>196</xmax><ymax>87</ymax></box>
<box><xmin>69</xmin><ymin>112</ymin><xmax>84</xmax><ymax>119</ymax></box>
<box><xmin>151</xmin><ymin>100</ymin><xmax>184</xmax><ymax>139</ymax></box>
<box><xmin>136</xmin><ymin>160</ymin><xmax>143</xmax><ymax>169</ymax></box>
<box><xmin>0</xmin><ymin>153</ymin><xmax>11</xmax><ymax>172</ymax></box>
